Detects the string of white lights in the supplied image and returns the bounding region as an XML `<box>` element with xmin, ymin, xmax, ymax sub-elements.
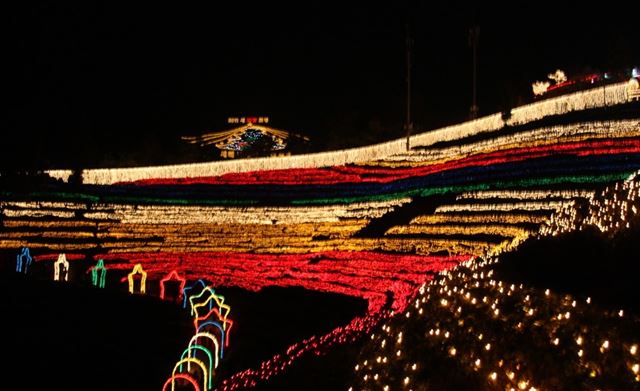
<box><xmin>44</xmin><ymin>82</ymin><xmax>631</xmax><ymax>184</ymax></box>
<box><xmin>456</xmin><ymin>189</ymin><xmax>594</xmax><ymax>200</ymax></box>
<box><xmin>435</xmin><ymin>200</ymin><xmax>575</xmax><ymax>213</ymax></box>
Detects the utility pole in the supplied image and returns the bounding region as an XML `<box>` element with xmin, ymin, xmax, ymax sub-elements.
<box><xmin>405</xmin><ymin>23</ymin><xmax>413</xmax><ymax>151</ymax></box>
<box><xmin>469</xmin><ymin>25</ymin><xmax>480</xmax><ymax>120</ymax></box>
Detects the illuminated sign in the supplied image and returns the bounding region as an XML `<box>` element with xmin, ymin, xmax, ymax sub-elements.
<box><xmin>227</xmin><ymin>116</ymin><xmax>269</xmax><ymax>125</ymax></box>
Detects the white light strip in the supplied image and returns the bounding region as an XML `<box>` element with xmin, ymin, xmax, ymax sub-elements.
<box><xmin>81</xmin><ymin>199</ymin><xmax>412</xmax><ymax>224</ymax></box>
<box><xmin>44</xmin><ymin>82</ymin><xmax>632</xmax><ymax>184</ymax></box>
<box><xmin>456</xmin><ymin>190</ymin><xmax>594</xmax><ymax>201</ymax></box>
<box><xmin>2</xmin><ymin>209</ymin><xmax>78</xmax><ymax>219</ymax></box>
<box><xmin>1</xmin><ymin>198</ymin><xmax>411</xmax><ymax>225</ymax></box>
<box><xmin>435</xmin><ymin>201</ymin><xmax>574</xmax><ymax>213</ymax></box>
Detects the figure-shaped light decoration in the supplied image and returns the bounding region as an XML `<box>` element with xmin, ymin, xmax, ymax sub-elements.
<box><xmin>182</xmin><ymin>279</ymin><xmax>208</xmax><ymax>309</ymax></box>
<box><xmin>162</xmin><ymin>373</ymin><xmax>201</xmax><ymax>391</ymax></box>
<box><xmin>160</xmin><ymin>270</ymin><xmax>186</xmax><ymax>301</ymax></box>
<box><xmin>127</xmin><ymin>263</ymin><xmax>147</xmax><ymax>294</ymax></box>
<box><xmin>16</xmin><ymin>247</ymin><xmax>32</xmax><ymax>274</ymax></box>
<box><xmin>548</xmin><ymin>69</ymin><xmax>567</xmax><ymax>84</ymax></box>
<box><xmin>196</xmin><ymin>321</ymin><xmax>226</xmax><ymax>357</ymax></box>
<box><xmin>172</xmin><ymin>358</ymin><xmax>208</xmax><ymax>391</ymax></box>
<box><xmin>180</xmin><ymin>345</ymin><xmax>215</xmax><ymax>389</ymax></box>
<box><xmin>532</xmin><ymin>81</ymin><xmax>551</xmax><ymax>96</ymax></box>
<box><xmin>90</xmin><ymin>259</ymin><xmax>107</xmax><ymax>288</ymax></box>
<box><xmin>53</xmin><ymin>253</ymin><xmax>69</xmax><ymax>282</ymax></box>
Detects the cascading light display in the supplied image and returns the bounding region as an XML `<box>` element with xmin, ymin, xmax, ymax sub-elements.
<box><xmin>42</xmin><ymin>82</ymin><xmax>633</xmax><ymax>185</ymax></box>
<box><xmin>2</xmin><ymin>83</ymin><xmax>639</xmax><ymax>390</ymax></box>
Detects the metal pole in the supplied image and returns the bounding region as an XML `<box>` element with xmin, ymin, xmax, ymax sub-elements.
<box><xmin>469</xmin><ymin>25</ymin><xmax>480</xmax><ymax>119</ymax></box>
<box><xmin>405</xmin><ymin>23</ymin><xmax>413</xmax><ymax>151</ymax></box>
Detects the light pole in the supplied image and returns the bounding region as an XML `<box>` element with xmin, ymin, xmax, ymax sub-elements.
<box><xmin>469</xmin><ymin>25</ymin><xmax>480</xmax><ymax>120</ymax></box>
<box><xmin>405</xmin><ymin>23</ymin><xmax>413</xmax><ymax>151</ymax></box>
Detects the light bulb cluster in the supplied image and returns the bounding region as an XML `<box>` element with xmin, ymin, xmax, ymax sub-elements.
<box><xmin>351</xmin><ymin>257</ymin><xmax>639</xmax><ymax>390</ymax></box>
<box><xmin>540</xmin><ymin>171</ymin><xmax>640</xmax><ymax>237</ymax></box>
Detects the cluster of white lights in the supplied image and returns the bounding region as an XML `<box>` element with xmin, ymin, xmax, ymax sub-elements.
<box><xmin>540</xmin><ymin>171</ymin><xmax>640</xmax><ymax>237</ymax></box>
<box><xmin>352</xmin><ymin>252</ymin><xmax>639</xmax><ymax>390</ymax></box>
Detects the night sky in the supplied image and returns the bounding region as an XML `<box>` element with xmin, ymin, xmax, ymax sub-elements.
<box><xmin>4</xmin><ymin>3</ymin><xmax>638</xmax><ymax>170</ymax></box>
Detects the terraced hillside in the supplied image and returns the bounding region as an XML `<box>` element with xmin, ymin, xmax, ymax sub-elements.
<box><xmin>1</xmin><ymin>80</ymin><xmax>639</xmax><ymax>390</ymax></box>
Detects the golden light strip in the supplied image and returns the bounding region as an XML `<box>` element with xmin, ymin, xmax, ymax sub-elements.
<box><xmin>1</xmin><ymin>220</ymin><xmax>97</xmax><ymax>229</ymax></box>
<box><xmin>0</xmin><ymin>240</ymin><xmax>97</xmax><ymax>251</ymax></box>
<box><xmin>386</xmin><ymin>224</ymin><xmax>531</xmax><ymax>238</ymax></box>
<box><xmin>97</xmin><ymin>221</ymin><xmax>368</xmax><ymax>237</ymax></box>
<box><xmin>0</xmin><ymin>231</ymin><xmax>95</xmax><ymax>239</ymax></box>
<box><xmin>97</xmin><ymin>237</ymin><xmax>492</xmax><ymax>257</ymax></box>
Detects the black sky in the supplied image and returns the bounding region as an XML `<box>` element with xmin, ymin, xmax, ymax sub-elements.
<box><xmin>4</xmin><ymin>3</ymin><xmax>638</xmax><ymax>169</ymax></box>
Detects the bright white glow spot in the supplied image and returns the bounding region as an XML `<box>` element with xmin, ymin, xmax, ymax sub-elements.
<box><xmin>548</xmin><ymin>69</ymin><xmax>567</xmax><ymax>84</ymax></box>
